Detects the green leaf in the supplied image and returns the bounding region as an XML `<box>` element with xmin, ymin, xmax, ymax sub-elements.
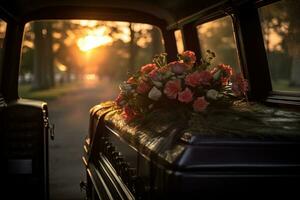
<box><xmin>213</xmin><ymin>70</ymin><xmax>221</xmax><ymax>80</ymax></box>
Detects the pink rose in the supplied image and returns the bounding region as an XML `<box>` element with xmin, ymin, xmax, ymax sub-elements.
<box><xmin>185</xmin><ymin>72</ymin><xmax>201</xmax><ymax>87</ymax></box>
<box><xmin>136</xmin><ymin>81</ymin><xmax>151</xmax><ymax>94</ymax></box>
<box><xmin>231</xmin><ymin>73</ymin><xmax>248</xmax><ymax>96</ymax></box>
<box><xmin>164</xmin><ymin>79</ymin><xmax>182</xmax><ymax>99</ymax></box>
<box><xmin>193</xmin><ymin>97</ymin><xmax>209</xmax><ymax>112</ymax></box>
<box><xmin>168</xmin><ymin>61</ymin><xmax>188</xmax><ymax>74</ymax></box>
<box><xmin>178</xmin><ymin>88</ymin><xmax>193</xmax><ymax>103</ymax></box>
<box><xmin>198</xmin><ymin>71</ymin><xmax>213</xmax><ymax>86</ymax></box>
<box><xmin>181</xmin><ymin>50</ymin><xmax>196</xmax><ymax>67</ymax></box>
<box><xmin>122</xmin><ymin>105</ymin><xmax>137</xmax><ymax>122</ymax></box>
<box><xmin>141</xmin><ymin>64</ymin><xmax>158</xmax><ymax>74</ymax></box>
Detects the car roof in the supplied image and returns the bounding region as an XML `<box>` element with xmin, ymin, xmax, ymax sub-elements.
<box><xmin>0</xmin><ymin>0</ymin><xmax>224</xmax><ymax>25</ymax></box>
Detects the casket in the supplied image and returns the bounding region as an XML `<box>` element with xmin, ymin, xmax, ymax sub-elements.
<box><xmin>83</xmin><ymin>101</ymin><xmax>300</xmax><ymax>199</ymax></box>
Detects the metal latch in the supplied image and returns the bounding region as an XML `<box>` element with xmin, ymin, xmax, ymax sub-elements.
<box><xmin>80</xmin><ymin>181</ymin><xmax>87</xmax><ymax>192</ymax></box>
<box><xmin>49</xmin><ymin>123</ymin><xmax>55</xmax><ymax>140</ymax></box>
<box><xmin>43</xmin><ymin>110</ymin><xmax>55</xmax><ymax>140</ymax></box>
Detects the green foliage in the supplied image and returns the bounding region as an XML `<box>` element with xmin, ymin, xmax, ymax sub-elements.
<box><xmin>198</xmin><ymin>16</ymin><xmax>240</xmax><ymax>72</ymax></box>
<box><xmin>260</xmin><ymin>0</ymin><xmax>300</xmax><ymax>88</ymax></box>
<box><xmin>19</xmin><ymin>20</ymin><xmax>165</xmax><ymax>91</ymax></box>
<box><xmin>19</xmin><ymin>82</ymin><xmax>79</xmax><ymax>101</ymax></box>
<box><xmin>153</xmin><ymin>53</ymin><xmax>168</xmax><ymax>67</ymax></box>
<box><xmin>20</xmin><ymin>48</ymin><xmax>34</xmax><ymax>74</ymax></box>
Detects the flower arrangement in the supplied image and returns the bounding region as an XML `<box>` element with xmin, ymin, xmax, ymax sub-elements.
<box><xmin>115</xmin><ymin>50</ymin><xmax>248</xmax><ymax>122</ymax></box>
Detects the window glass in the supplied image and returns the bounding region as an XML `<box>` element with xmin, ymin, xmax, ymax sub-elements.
<box><xmin>174</xmin><ymin>29</ymin><xmax>184</xmax><ymax>53</ymax></box>
<box><xmin>196</xmin><ymin>16</ymin><xmax>240</xmax><ymax>72</ymax></box>
<box><xmin>0</xmin><ymin>19</ymin><xmax>7</xmax><ymax>73</ymax></box>
<box><xmin>18</xmin><ymin>20</ymin><xmax>165</xmax><ymax>99</ymax></box>
<box><xmin>17</xmin><ymin>20</ymin><xmax>166</xmax><ymax>198</ymax></box>
<box><xmin>259</xmin><ymin>0</ymin><xmax>300</xmax><ymax>92</ymax></box>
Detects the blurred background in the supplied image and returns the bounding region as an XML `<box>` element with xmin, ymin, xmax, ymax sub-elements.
<box><xmin>18</xmin><ymin>20</ymin><xmax>165</xmax><ymax>97</ymax></box>
<box><xmin>0</xmin><ymin>1</ymin><xmax>299</xmax><ymax>198</ymax></box>
<box><xmin>17</xmin><ymin>20</ymin><xmax>166</xmax><ymax>200</ymax></box>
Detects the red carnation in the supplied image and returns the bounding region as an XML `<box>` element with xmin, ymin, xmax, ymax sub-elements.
<box><xmin>136</xmin><ymin>81</ymin><xmax>151</xmax><ymax>94</ymax></box>
<box><xmin>122</xmin><ymin>105</ymin><xmax>137</xmax><ymax>122</ymax></box>
<box><xmin>181</xmin><ymin>50</ymin><xmax>196</xmax><ymax>67</ymax></box>
<box><xmin>148</xmin><ymin>68</ymin><xmax>160</xmax><ymax>81</ymax></box>
<box><xmin>232</xmin><ymin>73</ymin><xmax>248</xmax><ymax>96</ymax></box>
<box><xmin>127</xmin><ymin>76</ymin><xmax>137</xmax><ymax>84</ymax></box>
<box><xmin>219</xmin><ymin>64</ymin><xmax>233</xmax><ymax>86</ymax></box>
<box><xmin>116</xmin><ymin>93</ymin><xmax>125</xmax><ymax>106</ymax></box>
<box><xmin>158</xmin><ymin>65</ymin><xmax>170</xmax><ymax>73</ymax></box>
<box><xmin>141</xmin><ymin>63</ymin><xmax>158</xmax><ymax>74</ymax></box>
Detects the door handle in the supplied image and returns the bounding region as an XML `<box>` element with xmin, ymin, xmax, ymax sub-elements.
<box><xmin>49</xmin><ymin>123</ymin><xmax>55</xmax><ymax>140</ymax></box>
<box><xmin>43</xmin><ymin>111</ymin><xmax>55</xmax><ymax>140</ymax></box>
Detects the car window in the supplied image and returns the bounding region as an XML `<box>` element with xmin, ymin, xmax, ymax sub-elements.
<box><xmin>0</xmin><ymin>19</ymin><xmax>7</xmax><ymax>84</ymax></box>
<box><xmin>18</xmin><ymin>20</ymin><xmax>165</xmax><ymax>99</ymax></box>
<box><xmin>259</xmin><ymin>0</ymin><xmax>300</xmax><ymax>93</ymax></box>
<box><xmin>196</xmin><ymin>16</ymin><xmax>241</xmax><ymax>72</ymax></box>
<box><xmin>174</xmin><ymin>29</ymin><xmax>184</xmax><ymax>53</ymax></box>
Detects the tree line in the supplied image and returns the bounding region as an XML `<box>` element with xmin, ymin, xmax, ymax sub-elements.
<box><xmin>20</xmin><ymin>20</ymin><xmax>164</xmax><ymax>90</ymax></box>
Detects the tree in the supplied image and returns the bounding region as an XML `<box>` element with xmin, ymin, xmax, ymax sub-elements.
<box><xmin>32</xmin><ymin>21</ymin><xmax>55</xmax><ymax>89</ymax></box>
<box><xmin>260</xmin><ymin>0</ymin><xmax>300</xmax><ymax>86</ymax></box>
<box><xmin>151</xmin><ymin>26</ymin><xmax>164</xmax><ymax>56</ymax></box>
<box><xmin>0</xmin><ymin>20</ymin><xmax>6</xmax><ymax>67</ymax></box>
<box><xmin>197</xmin><ymin>17</ymin><xmax>240</xmax><ymax>72</ymax></box>
<box><xmin>127</xmin><ymin>23</ymin><xmax>162</xmax><ymax>76</ymax></box>
<box><xmin>22</xmin><ymin>20</ymin><xmax>165</xmax><ymax>87</ymax></box>
<box><xmin>286</xmin><ymin>1</ymin><xmax>300</xmax><ymax>86</ymax></box>
<box><xmin>128</xmin><ymin>23</ymin><xmax>137</xmax><ymax>75</ymax></box>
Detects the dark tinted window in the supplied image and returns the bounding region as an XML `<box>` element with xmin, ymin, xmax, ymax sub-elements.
<box><xmin>0</xmin><ymin>19</ymin><xmax>7</xmax><ymax>72</ymax></box>
<box><xmin>197</xmin><ymin>16</ymin><xmax>240</xmax><ymax>72</ymax></box>
<box><xmin>259</xmin><ymin>0</ymin><xmax>300</xmax><ymax>92</ymax></box>
<box><xmin>18</xmin><ymin>20</ymin><xmax>165</xmax><ymax>98</ymax></box>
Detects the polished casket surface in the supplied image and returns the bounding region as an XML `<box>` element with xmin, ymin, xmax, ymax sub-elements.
<box><xmin>85</xmin><ymin>101</ymin><xmax>300</xmax><ymax>199</ymax></box>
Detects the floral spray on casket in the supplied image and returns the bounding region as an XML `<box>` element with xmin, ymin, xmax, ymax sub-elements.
<box><xmin>115</xmin><ymin>50</ymin><xmax>248</xmax><ymax>122</ymax></box>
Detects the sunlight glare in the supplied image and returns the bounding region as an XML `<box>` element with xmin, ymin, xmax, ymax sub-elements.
<box><xmin>174</xmin><ymin>30</ymin><xmax>184</xmax><ymax>53</ymax></box>
<box><xmin>79</xmin><ymin>20</ymin><xmax>99</xmax><ymax>27</ymax></box>
<box><xmin>85</xmin><ymin>73</ymin><xmax>97</xmax><ymax>81</ymax></box>
<box><xmin>77</xmin><ymin>35</ymin><xmax>112</xmax><ymax>52</ymax></box>
<box><xmin>268</xmin><ymin>29</ymin><xmax>283</xmax><ymax>52</ymax></box>
<box><xmin>77</xmin><ymin>27</ymin><xmax>112</xmax><ymax>52</ymax></box>
<box><xmin>56</xmin><ymin>62</ymin><xmax>67</xmax><ymax>72</ymax></box>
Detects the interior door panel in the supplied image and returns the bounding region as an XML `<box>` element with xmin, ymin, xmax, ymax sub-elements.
<box><xmin>1</xmin><ymin>99</ymin><xmax>50</xmax><ymax>200</ymax></box>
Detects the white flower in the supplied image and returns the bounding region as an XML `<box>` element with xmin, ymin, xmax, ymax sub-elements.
<box><xmin>148</xmin><ymin>87</ymin><xmax>162</xmax><ymax>101</ymax></box>
<box><xmin>177</xmin><ymin>74</ymin><xmax>186</xmax><ymax>79</ymax></box>
<box><xmin>206</xmin><ymin>89</ymin><xmax>219</xmax><ymax>100</ymax></box>
<box><xmin>153</xmin><ymin>81</ymin><xmax>163</xmax><ymax>88</ymax></box>
<box><xmin>148</xmin><ymin>104</ymin><xmax>154</xmax><ymax>109</ymax></box>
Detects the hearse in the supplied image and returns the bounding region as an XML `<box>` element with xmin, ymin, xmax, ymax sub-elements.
<box><xmin>1</xmin><ymin>0</ymin><xmax>300</xmax><ymax>199</ymax></box>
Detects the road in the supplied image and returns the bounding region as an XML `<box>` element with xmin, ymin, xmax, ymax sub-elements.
<box><xmin>48</xmin><ymin>78</ymin><xmax>119</xmax><ymax>200</ymax></box>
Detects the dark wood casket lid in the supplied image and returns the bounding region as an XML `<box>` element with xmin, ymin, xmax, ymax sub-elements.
<box><xmin>92</xmin><ymin>101</ymin><xmax>300</xmax><ymax>171</ymax></box>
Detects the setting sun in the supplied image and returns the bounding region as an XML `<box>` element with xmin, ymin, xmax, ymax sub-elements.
<box><xmin>77</xmin><ymin>26</ymin><xmax>113</xmax><ymax>52</ymax></box>
<box><xmin>77</xmin><ymin>35</ymin><xmax>112</xmax><ymax>52</ymax></box>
